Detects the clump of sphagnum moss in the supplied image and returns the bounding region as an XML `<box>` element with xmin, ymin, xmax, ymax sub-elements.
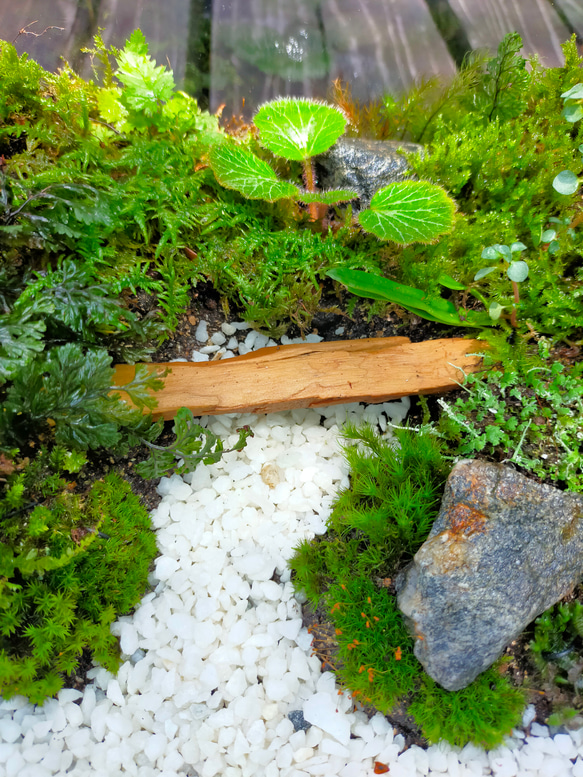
<box><xmin>0</xmin><ymin>448</ymin><xmax>157</xmax><ymax>704</ymax></box>
<box><xmin>290</xmin><ymin>425</ymin><xmax>526</xmax><ymax>748</ymax></box>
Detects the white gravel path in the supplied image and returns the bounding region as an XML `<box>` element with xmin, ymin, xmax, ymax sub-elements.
<box><xmin>2</xmin><ymin>324</ymin><xmax>583</xmax><ymax>776</ymax></box>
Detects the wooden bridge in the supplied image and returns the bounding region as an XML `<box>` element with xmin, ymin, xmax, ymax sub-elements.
<box><xmin>3</xmin><ymin>0</ymin><xmax>583</xmax><ymax>115</ymax></box>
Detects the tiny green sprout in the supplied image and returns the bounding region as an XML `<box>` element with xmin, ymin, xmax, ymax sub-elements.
<box><xmin>552</xmin><ymin>170</ymin><xmax>579</xmax><ymax>196</ymax></box>
<box><xmin>474</xmin><ymin>242</ymin><xmax>528</xmax><ymax>327</ymax></box>
<box><xmin>560</xmin><ymin>83</ymin><xmax>583</xmax><ymax>124</ymax></box>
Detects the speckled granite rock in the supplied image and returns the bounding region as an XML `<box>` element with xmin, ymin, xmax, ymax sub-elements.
<box><xmin>315</xmin><ymin>137</ymin><xmax>422</xmax><ymax>208</ymax></box>
<box><xmin>396</xmin><ymin>459</ymin><xmax>583</xmax><ymax>691</ymax></box>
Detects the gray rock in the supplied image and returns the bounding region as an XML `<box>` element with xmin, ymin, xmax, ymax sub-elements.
<box><xmin>315</xmin><ymin>137</ymin><xmax>423</xmax><ymax>209</ymax></box>
<box><xmin>396</xmin><ymin>460</ymin><xmax>583</xmax><ymax>691</ymax></box>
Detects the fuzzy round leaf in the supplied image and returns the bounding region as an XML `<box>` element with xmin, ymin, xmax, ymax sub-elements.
<box><xmin>474</xmin><ymin>266</ymin><xmax>498</xmax><ymax>281</ymax></box>
<box><xmin>541</xmin><ymin>229</ymin><xmax>556</xmax><ymax>243</ymax></box>
<box><xmin>507</xmin><ymin>260</ymin><xmax>529</xmax><ymax>283</ymax></box>
<box><xmin>488</xmin><ymin>302</ymin><xmax>505</xmax><ymax>321</ymax></box>
<box><xmin>561</xmin><ymin>84</ymin><xmax>583</xmax><ymax>101</ymax></box>
<box><xmin>254</xmin><ymin>98</ymin><xmax>346</xmax><ymax>161</ymax></box>
<box><xmin>358</xmin><ymin>180</ymin><xmax>455</xmax><ymax>245</ymax></box>
<box><xmin>481</xmin><ymin>246</ymin><xmax>501</xmax><ymax>261</ymax></box>
<box><xmin>562</xmin><ymin>104</ymin><xmax>583</xmax><ymax>123</ymax></box>
<box><xmin>209</xmin><ymin>144</ymin><xmax>298</xmax><ymax>201</ymax></box>
<box><xmin>552</xmin><ymin>170</ymin><xmax>579</xmax><ymax>195</ymax></box>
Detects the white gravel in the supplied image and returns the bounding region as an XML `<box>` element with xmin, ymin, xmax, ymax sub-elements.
<box><xmin>2</xmin><ymin>323</ymin><xmax>583</xmax><ymax>776</ymax></box>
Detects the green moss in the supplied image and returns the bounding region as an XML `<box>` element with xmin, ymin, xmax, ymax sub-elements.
<box><xmin>290</xmin><ymin>426</ymin><xmax>527</xmax><ymax>748</ymax></box>
<box><xmin>410</xmin><ymin>670</ymin><xmax>526</xmax><ymax>748</ymax></box>
<box><xmin>0</xmin><ymin>457</ymin><xmax>158</xmax><ymax>705</ymax></box>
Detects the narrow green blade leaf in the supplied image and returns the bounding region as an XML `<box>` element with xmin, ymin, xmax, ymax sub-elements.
<box><xmin>553</xmin><ymin>170</ymin><xmax>579</xmax><ymax>195</ymax></box>
<box><xmin>297</xmin><ymin>188</ymin><xmax>358</xmax><ymax>205</ymax></box>
<box><xmin>327</xmin><ymin>268</ymin><xmax>484</xmax><ymax>327</ymax></box>
<box><xmin>254</xmin><ymin>98</ymin><xmax>346</xmax><ymax>161</ymax></box>
<box><xmin>358</xmin><ymin>181</ymin><xmax>455</xmax><ymax>245</ymax></box>
<box><xmin>209</xmin><ymin>144</ymin><xmax>298</xmax><ymax>201</ymax></box>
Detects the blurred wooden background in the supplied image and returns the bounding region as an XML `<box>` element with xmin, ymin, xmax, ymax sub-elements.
<box><xmin>2</xmin><ymin>0</ymin><xmax>582</xmax><ymax>115</ymax></box>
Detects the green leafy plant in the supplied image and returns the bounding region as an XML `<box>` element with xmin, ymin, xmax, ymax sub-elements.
<box><xmin>209</xmin><ymin>95</ymin><xmax>456</xmax><ymax>236</ymax></box>
<box><xmin>528</xmin><ymin>600</ymin><xmax>583</xmax><ymax>722</ymax></box>
<box><xmin>136</xmin><ymin>408</ymin><xmax>253</xmax><ymax>479</ymax></box>
<box><xmin>560</xmin><ymin>82</ymin><xmax>583</xmax><ymax>123</ymax></box>
<box><xmin>437</xmin><ymin>356</ymin><xmax>583</xmax><ymax>491</ymax></box>
<box><xmin>473</xmin><ymin>242</ymin><xmax>529</xmax><ymax>326</ymax></box>
<box><xmin>0</xmin><ymin>452</ymin><xmax>158</xmax><ymax>704</ymax></box>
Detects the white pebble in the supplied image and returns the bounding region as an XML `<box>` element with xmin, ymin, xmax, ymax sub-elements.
<box><xmin>195</xmin><ymin>320</ymin><xmax>209</xmax><ymax>342</ymax></box>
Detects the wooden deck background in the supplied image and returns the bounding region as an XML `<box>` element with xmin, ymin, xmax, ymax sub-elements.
<box><xmin>2</xmin><ymin>0</ymin><xmax>582</xmax><ymax>115</ymax></box>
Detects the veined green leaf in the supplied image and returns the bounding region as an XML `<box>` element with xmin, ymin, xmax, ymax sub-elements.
<box><xmin>209</xmin><ymin>144</ymin><xmax>298</xmax><ymax>201</ymax></box>
<box><xmin>327</xmin><ymin>268</ymin><xmax>487</xmax><ymax>327</ymax></box>
<box><xmin>358</xmin><ymin>181</ymin><xmax>455</xmax><ymax>245</ymax></box>
<box><xmin>297</xmin><ymin>189</ymin><xmax>358</xmax><ymax>205</ymax></box>
<box><xmin>254</xmin><ymin>98</ymin><xmax>346</xmax><ymax>161</ymax></box>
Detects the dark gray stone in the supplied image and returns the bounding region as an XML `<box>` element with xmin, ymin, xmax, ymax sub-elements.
<box><xmin>315</xmin><ymin>137</ymin><xmax>423</xmax><ymax>209</ymax></box>
<box><xmin>287</xmin><ymin>709</ymin><xmax>311</xmax><ymax>731</ymax></box>
<box><xmin>396</xmin><ymin>459</ymin><xmax>583</xmax><ymax>691</ymax></box>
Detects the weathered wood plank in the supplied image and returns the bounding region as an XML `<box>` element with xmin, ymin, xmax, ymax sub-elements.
<box><xmin>113</xmin><ymin>337</ymin><xmax>483</xmax><ymax>419</ymax></box>
<box><xmin>1</xmin><ymin>1</ymin><xmax>76</xmax><ymax>72</ymax></box>
<box><xmin>210</xmin><ymin>0</ymin><xmax>456</xmax><ymax>113</ymax></box>
<box><xmin>448</xmin><ymin>0</ymin><xmax>570</xmax><ymax>66</ymax></box>
<box><xmin>321</xmin><ymin>0</ymin><xmax>456</xmax><ymax>101</ymax></box>
<box><xmin>553</xmin><ymin>0</ymin><xmax>583</xmax><ymax>39</ymax></box>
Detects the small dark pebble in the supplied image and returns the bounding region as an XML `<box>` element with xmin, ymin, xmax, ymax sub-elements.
<box><xmin>288</xmin><ymin>709</ymin><xmax>311</xmax><ymax>731</ymax></box>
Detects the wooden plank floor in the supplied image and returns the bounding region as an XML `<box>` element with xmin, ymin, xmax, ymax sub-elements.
<box><xmin>447</xmin><ymin>0</ymin><xmax>570</xmax><ymax>66</ymax></box>
<box><xmin>321</xmin><ymin>0</ymin><xmax>456</xmax><ymax>101</ymax></box>
<box><xmin>553</xmin><ymin>0</ymin><xmax>583</xmax><ymax>38</ymax></box>
<box><xmin>3</xmin><ymin>0</ymin><xmax>579</xmax><ymax>114</ymax></box>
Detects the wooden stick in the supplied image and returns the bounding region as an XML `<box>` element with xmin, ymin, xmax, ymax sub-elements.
<box><xmin>113</xmin><ymin>337</ymin><xmax>484</xmax><ymax>420</ymax></box>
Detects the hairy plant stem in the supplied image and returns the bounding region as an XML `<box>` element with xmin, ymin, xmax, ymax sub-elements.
<box><xmin>303</xmin><ymin>158</ymin><xmax>319</xmax><ymax>221</ymax></box>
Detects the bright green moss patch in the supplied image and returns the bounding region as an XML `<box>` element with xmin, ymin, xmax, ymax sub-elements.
<box><xmin>0</xmin><ymin>458</ymin><xmax>158</xmax><ymax>705</ymax></box>
<box><xmin>290</xmin><ymin>427</ymin><xmax>527</xmax><ymax>748</ymax></box>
